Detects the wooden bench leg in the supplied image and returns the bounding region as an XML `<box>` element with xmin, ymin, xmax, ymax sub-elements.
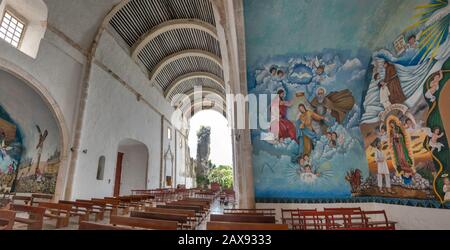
<box><xmin>28</xmin><ymin>222</ymin><xmax>43</xmax><ymax>230</ymax></box>
<box><xmin>78</xmin><ymin>214</ymin><xmax>89</xmax><ymax>224</ymax></box>
<box><xmin>95</xmin><ymin>212</ymin><xmax>104</xmax><ymax>222</ymax></box>
<box><xmin>56</xmin><ymin>218</ymin><xmax>69</xmax><ymax>229</ymax></box>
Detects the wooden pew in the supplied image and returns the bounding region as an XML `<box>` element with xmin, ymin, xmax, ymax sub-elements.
<box><xmin>323</xmin><ymin>207</ymin><xmax>362</xmax><ymax>213</ymax></box>
<box><xmin>207</xmin><ymin>221</ymin><xmax>288</xmax><ymax>230</ymax></box>
<box><xmin>362</xmin><ymin>210</ymin><xmax>397</xmax><ymax>230</ymax></box>
<box><xmin>110</xmin><ymin>215</ymin><xmax>178</xmax><ymax>230</ymax></box>
<box><xmin>93</xmin><ymin>198</ymin><xmax>119</xmax><ymax>216</ymax></box>
<box><xmin>145</xmin><ymin>207</ymin><xmax>197</xmax><ymax>229</ymax></box>
<box><xmin>0</xmin><ymin>210</ymin><xmax>16</xmax><ymax>230</ymax></box>
<box><xmin>38</xmin><ymin>202</ymin><xmax>72</xmax><ymax>228</ymax></box>
<box><xmin>157</xmin><ymin>204</ymin><xmax>205</xmax><ymax>221</ymax></box>
<box><xmin>76</xmin><ymin>199</ymin><xmax>105</xmax><ymax>221</ymax></box>
<box><xmin>10</xmin><ymin>204</ymin><xmax>46</xmax><ymax>230</ymax></box>
<box><xmin>12</xmin><ymin>195</ymin><xmax>32</xmax><ymax>205</ymax></box>
<box><xmin>210</xmin><ymin>214</ymin><xmax>276</xmax><ymax>224</ymax></box>
<box><xmin>59</xmin><ymin>200</ymin><xmax>92</xmax><ymax>223</ymax></box>
<box><xmin>79</xmin><ymin>221</ymin><xmax>131</xmax><ymax>230</ymax></box>
<box><xmin>281</xmin><ymin>209</ymin><xmax>317</xmax><ymax>228</ymax></box>
<box><xmin>130</xmin><ymin>211</ymin><xmax>189</xmax><ymax>230</ymax></box>
<box><xmin>104</xmin><ymin>197</ymin><xmax>131</xmax><ymax>214</ymax></box>
<box><xmin>31</xmin><ymin>194</ymin><xmax>54</xmax><ymax>206</ymax></box>
<box><xmin>224</xmin><ymin>209</ymin><xmax>276</xmax><ymax>217</ymax></box>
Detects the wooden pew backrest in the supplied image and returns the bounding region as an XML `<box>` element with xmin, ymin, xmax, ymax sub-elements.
<box><xmin>207</xmin><ymin>221</ymin><xmax>288</xmax><ymax>231</ymax></box>
<box><xmin>210</xmin><ymin>214</ymin><xmax>276</xmax><ymax>224</ymax></box>
<box><xmin>78</xmin><ymin>221</ymin><xmax>131</xmax><ymax>230</ymax></box>
<box><xmin>110</xmin><ymin>215</ymin><xmax>178</xmax><ymax>230</ymax></box>
<box><xmin>0</xmin><ymin>210</ymin><xmax>16</xmax><ymax>230</ymax></box>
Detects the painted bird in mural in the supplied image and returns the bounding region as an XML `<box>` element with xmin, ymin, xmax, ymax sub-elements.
<box><xmin>34</xmin><ymin>125</ymin><xmax>48</xmax><ymax>177</ymax></box>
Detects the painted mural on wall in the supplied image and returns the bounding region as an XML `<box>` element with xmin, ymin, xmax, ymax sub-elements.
<box><xmin>249</xmin><ymin>50</ymin><xmax>370</xmax><ymax>199</ymax></box>
<box><xmin>0</xmin><ymin>70</ymin><xmax>61</xmax><ymax>194</ymax></box>
<box><xmin>246</xmin><ymin>0</ymin><xmax>450</xmax><ymax>205</ymax></box>
<box><xmin>359</xmin><ymin>0</ymin><xmax>450</xmax><ymax>204</ymax></box>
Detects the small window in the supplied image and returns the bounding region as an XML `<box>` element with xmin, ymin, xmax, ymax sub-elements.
<box><xmin>0</xmin><ymin>10</ymin><xmax>26</xmax><ymax>48</ymax></box>
<box><xmin>167</xmin><ymin>128</ymin><xmax>172</xmax><ymax>140</ymax></box>
<box><xmin>96</xmin><ymin>156</ymin><xmax>106</xmax><ymax>180</ymax></box>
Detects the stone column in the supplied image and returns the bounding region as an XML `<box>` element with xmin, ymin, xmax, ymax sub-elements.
<box><xmin>211</xmin><ymin>0</ymin><xmax>256</xmax><ymax>209</ymax></box>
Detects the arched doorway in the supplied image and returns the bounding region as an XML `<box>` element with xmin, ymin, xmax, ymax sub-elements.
<box><xmin>114</xmin><ymin>139</ymin><xmax>149</xmax><ymax>196</ymax></box>
<box><xmin>187</xmin><ymin>110</ymin><xmax>234</xmax><ymax>192</ymax></box>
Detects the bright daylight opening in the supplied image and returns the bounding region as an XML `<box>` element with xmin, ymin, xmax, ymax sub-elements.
<box><xmin>188</xmin><ymin>110</ymin><xmax>233</xmax><ymax>190</ymax></box>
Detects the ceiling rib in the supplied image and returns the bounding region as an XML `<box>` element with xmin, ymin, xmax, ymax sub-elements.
<box><xmin>164</xmin><ymin>71</ymin><xmax>224</xmax><ymax>98</ymax></box>
<box><xmin>131</xmin><ymin>19</ymin><xmax>218</xmax><ymax>60</ymax></box>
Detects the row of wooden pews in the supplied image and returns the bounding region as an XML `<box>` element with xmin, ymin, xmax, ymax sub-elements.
<box><xmin>281</xmin><ymin>207</ymin><xmax>397</xmax><ymax>230</ymax></box>
<box><xmin>75</xmin><ymin>188</ymin><xmax>218</xmax><ymax>230</ymax></box>
<box><xmin>206</xmin><ymin>207</ymin><xmax>397</xmax><ymax>231</ymax></box>
<box><xmin>0</xmin><ymin>193</ymin><xmax>157</xmax><ymax>230</ymax></box>
<box><xmin>207</xmin><ymin>209</ymin><xmax>288</xmax><ymax>230</ymax></box>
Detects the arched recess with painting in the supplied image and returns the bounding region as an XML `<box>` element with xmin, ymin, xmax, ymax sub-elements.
<box><xmin>114</xmin><ymin>139</ymin><xmax>149</xmax><ymax>196</ymax></box>
<box><xmin>0</xmin><ymin>62</ymin><xmax>69</xmax><ymax>200</ymax></box>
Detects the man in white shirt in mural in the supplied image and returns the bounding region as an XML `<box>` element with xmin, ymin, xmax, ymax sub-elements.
<box><xmin>376</xmin><ymin>73</ymin><xmax>391</xmax><ymax>110</ymax></box>
<box><xmin>372</xmin><ymin>139</ymin><xmax>394</xmax><ymax>194</ymax></box>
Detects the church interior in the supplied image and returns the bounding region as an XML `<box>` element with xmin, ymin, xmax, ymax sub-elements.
<box><xmin>1</xmin><ymin>0</ymin><xmax>450</xmax><ymax>232</ymax></box>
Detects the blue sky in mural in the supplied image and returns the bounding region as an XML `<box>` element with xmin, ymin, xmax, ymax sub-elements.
<box><xmin>244</xmin><ymin>0</ymin><xmax>432</xmax><ymax>200</ymax></box>
<box><xmin>0</xmin><ymin>71</ymin><xmax>60</xmax><ymax>163</ymax></box>
<box><xmin>244</xmin><ymin>0</ymin><xmax>426</xmax><ymax>67</ymax></box>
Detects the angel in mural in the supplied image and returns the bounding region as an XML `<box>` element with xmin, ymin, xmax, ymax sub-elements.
<box><xmin>288</xmin><ymin>158</ymin><xmax>333</xmax><ymax>185</ymax></box>
<box><xmin>425</xmin><ymin>70</ymin><xmax>443</xmax><ymax>103</ymax></box>
<box><xmin>388</xmin><ymin>120</ymin><xmax>414</xmax><ymax>175</ymax></box>
<box><xmin>270</xmin><ymin>89</ymin><xmax>297</xmax><ymax>143</ymax></box>
<box><xmin>427</xmin><ymin>127</ymin><xmax>445</xmax><ymax>152</ymax></box>
<box><xmin>34</xmin><ymin>125</ymin><xmax>48</xmax><ymax>181</ymax></box>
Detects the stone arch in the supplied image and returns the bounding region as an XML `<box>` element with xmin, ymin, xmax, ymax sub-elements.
<box><xmin>0</xmin><ymin>57</ymin><xmax>69</xmax><ymax>200</ymax></box>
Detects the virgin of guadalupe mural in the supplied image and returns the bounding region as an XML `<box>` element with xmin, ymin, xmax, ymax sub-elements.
<box><xmin>359</xmin><ymin>0</ymin><xmax>450</xmax><ymax>203</ymax></box>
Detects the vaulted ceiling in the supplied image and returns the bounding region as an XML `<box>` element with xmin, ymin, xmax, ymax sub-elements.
<box><xmin>108</xmin><ymin>0</ymin><xmax>226</xmax><ymax>113</ymax></box>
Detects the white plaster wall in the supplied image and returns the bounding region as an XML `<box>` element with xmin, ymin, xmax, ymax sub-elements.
<box><xmin>95</xmin><ymin>31</ymin><xmax>175</xmax><ymax>118</ymax></box>
<box><xmin>0</xmin><ymin>32</ymin><xmax>83</xmax><ymax>137</ymax></box>
<box><xmin>256</xmin><ymin>203</ymin><xmax>450</xmax><ymax>230</ymax></box>
<box><xmin>0</xmin><ymin>15</ymin><xmax>86</xmax><ymax>199</ymax></box>
<box><xmin>118</xmin><ymin>144</ymin><xmax>148</xmax><ymax>196</ymax></box>
<box><xmin>71</xmin><ymin>64</ymin><xmax>164</xmax><ymax>199</ymax></box>
<box><xmin>69</xmin><ymin>24</ymin><xmax>196</xmax><ymax>199</ymax></box>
